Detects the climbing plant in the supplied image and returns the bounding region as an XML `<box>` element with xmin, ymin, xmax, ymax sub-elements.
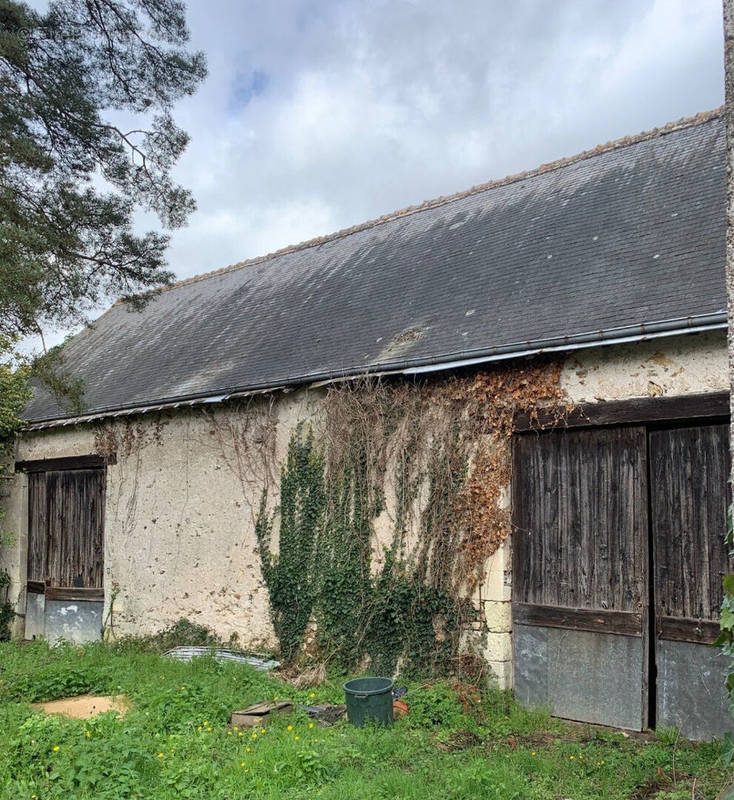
<box><xmin>256</xmin><ymin>361</ymin><xmax>568</xmax><ymax>675</ymax></box>
<box><xmin>256</xmin><ymin>427</ymin><xmax>326</xmax><ymax>664</ymax></box>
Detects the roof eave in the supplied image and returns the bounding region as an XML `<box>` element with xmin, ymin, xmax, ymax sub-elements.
<box><xmin>22</xmin><ymin>312</ymin><xmax>726</xmax><ymax>431</ymax></box>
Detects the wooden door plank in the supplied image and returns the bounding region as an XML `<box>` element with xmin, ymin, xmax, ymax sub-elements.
<box><xmin>513</xmin><ymin>602</ymin><xmax>643</xmax><ymax>636</ymax></box>
<box><xmin>657</xmin><ymin>616</ymin><xmax>720</xmax><ymax>644</ymax></box>
<box><xmin>26</xmin><ymin>472</ymin><xmax>47</xmax><ymax>583</ymax></box>
<box><xmin>45</xmin><ymin>469</ymin><xmax>105</xmax><ymax>589</ymax></box>
<box><xmin>650</xmin><ymin>424</ymin><xmax>732</xmax><ymax>622</ymax></box>
<box><xmin>514</xmin><ymin>392</ymin><xmax>729</xmax><ymax>431</ymax></box>
<box><xmin>512</xmin><ymin>427</ymin><xmax>647</xmax><ymax>612</ymax></box>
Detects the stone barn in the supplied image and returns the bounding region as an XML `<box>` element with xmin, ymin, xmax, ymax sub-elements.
<box><xmin>2</xmin><ymin>109</ymin><xmax>731</xmax><ymax>740</ymax></box>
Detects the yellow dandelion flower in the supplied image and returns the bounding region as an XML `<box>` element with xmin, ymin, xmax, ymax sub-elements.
<box><xmin>260</xmin><ymin>728</ymin><xmax>266</xmax><ymax>734</ymax></box>
<box><xmin>294</xmin><ymin>735</ymin><xmax>299</xmax><ymax>741</ymax></box>
<box><xmin>157</xmin><ymin>753</ymin><xmax>164</xmax><ymax>759</ymax></box>
<box><xmin>245</xmin><ymin>746</ymin><xmax>251</xmax><ymax>752</ymax></box>
<box><xmin>308</xmin><ymin>722</ymin><xmax>314</xmax><ymax>729</ymax></box>
<box><xmin>86</xmin><ymin>730</ymin><xmax>91</xmax><ymax>738</ymax></box>
<box><xmin>227</xmin><ymin>731</ymin><xmax>233</xmax><ymax>736</ymax></box>
<box><xmin>309</xmin><ymin>692</ymin><xmax>315</xmax><ymax>698</ymax></box>
<box><xmin>531</xmin><ymin>751</ymin><xmax>536</xmax><ymax>756</ymax></box>
<box><xmin>286</xmin><ymin>725</ymin><xmax>293</xmax><ymax>732</ymax></box>
<box><xmin>203</xmin><ymin>721</ymin><xmax>209</xmax><ymax>726</ymax></box>
<box><xmin>569</xmin><ymin>755</ymin><xmax>575</xmax><ymax>760</ymax></box>
<box><xmin>197</xmin><ymin>726</ymin><xmax>202</xmax><ymax>732</ymax></box>
<box><xmin>240</xmin><ymin>762</ymin><xmax>246</xmax><ymax>768</ymax></box>
<box><xmin>52</xmin><ymin>746</ymin><xmax>60</xmax><ymax>752</ymax></box>
<box><xmin>251</xmin><ymin>733</ymin><xmax>257</xmax><ymax>740</ymax></box>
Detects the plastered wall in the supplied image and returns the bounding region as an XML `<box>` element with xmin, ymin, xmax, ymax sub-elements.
<box><xmin>560</xmin><ymin>331</ymin><xmax>727</xmax><ymax>402</ymax></box>
<box><xmin>1</xmin><ymin>331</ymin><xmax>727</xmax><ymax>685</ymax></box>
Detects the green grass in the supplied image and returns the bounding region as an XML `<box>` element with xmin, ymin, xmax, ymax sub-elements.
<box><xmin>0</xmin><ymin>640</ymin><xmax>730</xmax><ymax>799</ymax></box>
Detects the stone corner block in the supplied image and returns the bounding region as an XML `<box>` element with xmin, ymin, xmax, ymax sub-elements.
<box><xmin>486</xmin><ymin>659</ymin><xmax>513</xmax><ymax>690</ymax></box>
<box><xmin>484</xmin><ymin>600</ymin><xmax>512</xmax><ymax>632</ymax></box>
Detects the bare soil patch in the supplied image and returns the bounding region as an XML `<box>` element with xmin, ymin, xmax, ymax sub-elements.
<box><xmin>32</xmin><ymin>694</ymin><xmax>129</xmax><ymax>719</ymax></box>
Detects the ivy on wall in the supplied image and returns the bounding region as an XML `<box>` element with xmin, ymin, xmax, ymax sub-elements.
<box><xmin>255</xmin><ymin>424</ymin><xmax>464</xmax><ymax>676</ymax></box>
<box><xmin>256</xmin><ymin>361</ymin><xmax>568</xmax><ymax>676</ymax></box>
<box><xmin>256</xmin><ymin>427</ymin><xmax>325</xmax><ymax>664</ymax></box>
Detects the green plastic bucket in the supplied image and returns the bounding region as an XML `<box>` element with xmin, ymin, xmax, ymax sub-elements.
<box><xmin>343</xmin><ymin>677</ymin><xmax>394</xmax><ymax>727</ymax></box>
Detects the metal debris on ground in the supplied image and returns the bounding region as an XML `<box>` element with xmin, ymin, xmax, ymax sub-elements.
<box><xmin>230</xmin><ymin>701</ymin><xmax>294</xmax><ymax>728</ymax></box>
<box><xmin>297</xmin><ymin>704</ymin><xmax>347</xmax><ymax>726</ymax></box>
<box><xmin>162</xmin><ymin>646</ymin><xmax>280</xmax><ymax>671</ymax></box>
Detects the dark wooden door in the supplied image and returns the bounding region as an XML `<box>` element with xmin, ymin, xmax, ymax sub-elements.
<box><xmin>27</xmin><ymin>472</ymin><xmax>48</xmax><ymax>586</ymax></box>
<box><xmin>512</xmin><ymin>427</ymin><xmax>649</xmax><ymax>730</ymax></box>
<box><xmin>27</xmin><ymin>468</ymin><xmax>105</xmax><ymax>592</ymax></box>
<box><xmin>649</xmin><ymin>424</ymin><xmax>733</xmax><ymax>740</ymax></box>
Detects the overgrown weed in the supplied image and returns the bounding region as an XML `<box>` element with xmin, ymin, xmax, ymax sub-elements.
<box><xmin>0</xmin><ymin>640</ymin><xmax>729</xmax><ymax>799</ymax></box>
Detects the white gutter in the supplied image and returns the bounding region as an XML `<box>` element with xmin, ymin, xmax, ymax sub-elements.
<box><xmin>402</xmin><ymin>321</ymin><xmax>727</xmax><ymax>375</ymax></box>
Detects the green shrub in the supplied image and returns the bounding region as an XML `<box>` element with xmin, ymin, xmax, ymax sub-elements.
<box><xmin>0</xmin><ymin>601</ymin><xmax>14</xmax><ymax>641</ymax></box>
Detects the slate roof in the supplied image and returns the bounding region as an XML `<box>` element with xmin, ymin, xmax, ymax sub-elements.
<box><xmin>26</xmin><ymin>110</ymin><xmax>727</xmax><ymax>424</ymax></box>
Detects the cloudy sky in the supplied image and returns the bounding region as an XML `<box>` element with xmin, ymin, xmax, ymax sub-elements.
<box><xmin>25</xmin><ymin>0</ymin><xmax>725</xmax><ymax>350</ymax></box>
<box><xmin>159</xmin><ymin>0</ymin><xmax>724</xmax><ymax>283</ymax></box>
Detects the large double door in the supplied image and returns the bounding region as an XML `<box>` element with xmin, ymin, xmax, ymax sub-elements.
<box><xmin>512</xmin><ymin>421</ymin><xmax>732</xmax><ymax>740</ymax></box>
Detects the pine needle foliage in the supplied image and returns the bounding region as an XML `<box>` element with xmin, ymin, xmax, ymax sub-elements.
<box><xmin>0</xmin><ymin>0</ymin><xmax>206</xmax><ymax>337</ymax></box>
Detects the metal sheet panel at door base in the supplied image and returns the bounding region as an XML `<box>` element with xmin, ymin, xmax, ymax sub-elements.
<box><xmin>44</xmin><ymin>600</ymin><xmax>104</xmax><ymax>645</ymax></box>
<box><xmin>656</xmin><ymin>639</ymin><xmax>733</xmax><ymax>741</ymax></box>
<box><xmin>514</xmin><ymin>624</ymin><xmax>644</xmax><ymax>729</ymax></box>
<box><xmin>512</xmin><ymin>427</ymin><xmax>648</xmax><ymax>730</ymax></box>
<box><xmin>24</xmin><ymin>591</ymin><xmax>45</xmax><ymax>640</ymax></box>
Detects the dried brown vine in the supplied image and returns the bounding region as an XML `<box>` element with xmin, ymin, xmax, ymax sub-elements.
<box><xmin>321</xmin><ymin>358</ymin><xmax>569</xmax><ymax>602</ymax></box>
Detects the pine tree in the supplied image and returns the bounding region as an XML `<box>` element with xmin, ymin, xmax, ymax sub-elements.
<box><xmin>0</xmin><ymin>0</ymin><xmax>206</xmax><ymax>338</ymax></box>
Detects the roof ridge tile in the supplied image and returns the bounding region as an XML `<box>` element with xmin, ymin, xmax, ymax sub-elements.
<box><xmin>161</xmin><ymin>107</ymin><xmax>722</xmax><ymax>294</ymax></box>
